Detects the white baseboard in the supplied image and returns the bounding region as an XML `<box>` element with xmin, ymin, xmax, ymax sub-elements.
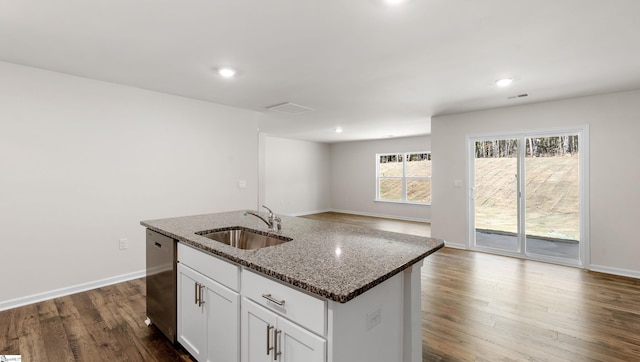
<box><xmin>287</xmin><ymin>208</ymin><xmax>332</xmax><ymax>217</ymax></box>
<box><xmin>0</xmin><ymin>269</ymin><xmax>146</xmax><ymax>312</ymax></box>
<box><xmin>328</xmin><ymin>208</ymin><xmax>430</xmax><ymax>223</ymax></box>
<box><xmin>443</xmin><ymin>242</ymin><xmax>467</xmax><ymax>250</ymax></box>
<box><xmin>589</xmin><ymin>264</ymin><xmax>640</xmax><ymax>279</ymax></box>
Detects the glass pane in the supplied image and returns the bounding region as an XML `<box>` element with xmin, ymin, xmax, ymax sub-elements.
<box><xmin>525</xmin><ymin>135</ymin><xmax>580</xmax><ymax>260</ymax></box>
<box><xmin>406</xmin><ymin>153</ymin><xmax>431</xmax><ymax>177</ymax></box>
<box><xmin>474</xmin><ymin>139</ymin><xmax>519</xmax><ymax>252</ymax></box>
<box><xmin>379</xmin><ymin>154</ymin><xmax>403</xmax><ymax>177</ymax></box>
<box><xmin>379</xmin><ymin>178</ymin><xmax>402</xmax><ymax>201</ymax></box>
<box><xmin>407</xmin><ymin>178</ymin><xmax>430</xmax><ymax>203</ymax></box>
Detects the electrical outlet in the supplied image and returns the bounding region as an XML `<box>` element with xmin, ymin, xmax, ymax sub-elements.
<box><xmin>366</xmin><ymin>307</ymin><xmax>382</xmax><ymax>331</ymax></box>
<box><xmin>119</xmin><ymin>238</ymin><xmax>128</xmax><ymax>250</ymax></box>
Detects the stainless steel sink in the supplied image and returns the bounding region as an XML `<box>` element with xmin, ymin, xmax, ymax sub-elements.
<box><xmin>195</xmin><ymin>227</ymin><xmax>292</xmax><ymax>250</ymax></box>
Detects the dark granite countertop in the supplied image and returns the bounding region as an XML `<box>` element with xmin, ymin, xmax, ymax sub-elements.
<box><xmin>141</xmin><ymin>211</ymin><xmax>444</xmax><ymax>303</ymax></box>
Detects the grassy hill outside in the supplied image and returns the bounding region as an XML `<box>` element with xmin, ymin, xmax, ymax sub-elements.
<box><xmin>379</xmin><ymin>155</ymin><xmax>580</xmax><ymax>241</ymax></box>
<box><xmin>379</xmin><ymin>159</ymin><xmax>431</xmax><ymax>203</ymax></box>
<box><xmin>475</xmin><ymin>154</ymin><xmax>580</xmax><ymax>241</ymax></box>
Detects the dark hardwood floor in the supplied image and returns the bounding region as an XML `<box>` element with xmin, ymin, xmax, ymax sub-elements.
<box><xmin>0</xmin><ymin>279</ymin><xmax>193</xmax><ymax>361</ymax></box>
<box><xmin>2</xmin><ymin>212</ymin><xmax>639</xmax><ymax>361</ymax></box>
<box><xmin>421</xmin><ymin>248</ymin><xmax>640</xmax><ymax>361</ymax></box>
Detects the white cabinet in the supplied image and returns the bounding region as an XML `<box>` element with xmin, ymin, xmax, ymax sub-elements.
<box><xmin>242</xmin><ymin>298</ymin><xmax>325</xmax><ymax>362</ymax></box>
<box><xmin>177</xmin><ymin>264</ymin><xmax>207</xmax><ymax>360</ymax></box>
<box><xmin>241</xmin><ymin>270</ymin><xmax>326</xmax><ymax>362</ymax></box>
<box><xmin>242</xmin><ymin>297</ymin><xmax>277</xmax><ymax>362</ymax></box>
<box><xmin>177</xmin><ymin>244</ymin><xmax>240</xmax><ymax>362</ymax></box>
<box><xmin>278</xmin><ymin>315</ymin><xmax>326</xmax><ymax>362</ymax></box>
<box><xmin>241</xmin><ymin>270</ymin><xmax>326</xmax><ymax>336</ymax></box>
<box><xmin>175</xmin><ymin>243</ymin><xmax>422</xmax><ymax>362</ymax></box>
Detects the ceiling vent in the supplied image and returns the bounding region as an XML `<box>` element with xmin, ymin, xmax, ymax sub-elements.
<box><xmin>266</xmin><ymin>102</ymin><xmax>314</xmax><ymax>114</ymax></box>
<box><xmin>507</xmin><ymin>93</ymin><xmax>529</xmax><ymax>100</ymax></box>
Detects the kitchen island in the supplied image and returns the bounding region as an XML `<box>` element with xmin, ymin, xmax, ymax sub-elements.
<box><xmin>142</xmin><ymin>211</ymin><xmax>444</xmax><ymax>362</ymax></box>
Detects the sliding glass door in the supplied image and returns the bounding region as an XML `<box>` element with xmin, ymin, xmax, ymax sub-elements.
<box><xmin>470</xmin><ymin>130</ymin><xmax>586</xmax><ymax>266</ymax></box>
<box><xmin>524</xmin><ymin>135</ymin><xmax>581</xmax><ymax>259</ymax></box>
<box><xmin>474</xmin><ymin>138</ymin><xmax>520</xmax><ymax>253</ymax></box>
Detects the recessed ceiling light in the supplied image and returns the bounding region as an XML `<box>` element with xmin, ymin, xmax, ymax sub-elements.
<box><xmin>496</xmin><ymin>78</ymin><xmax>513</xmax><ymax>87</ymax></box>
<box><xmin>335</xmin><ymin>127</ymin><xmax>343</xmax><ymax>133</ymax></box>
<box><xmin>218</xmin><ymin>67</ymin><xmax>237</xmax><ymax>78</ymax></box>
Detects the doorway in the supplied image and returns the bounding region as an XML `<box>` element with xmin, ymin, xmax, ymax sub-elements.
<box><xmin>468</xmin><ymin>128</ymin><xmax>588</xmax><ymax>266</ymax></box>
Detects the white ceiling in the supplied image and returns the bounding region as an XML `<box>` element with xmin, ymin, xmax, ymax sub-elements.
<box><xmin>2</xmin><ymin>0</ymin><xmax>640</xmax><ymax>143</ymax></box>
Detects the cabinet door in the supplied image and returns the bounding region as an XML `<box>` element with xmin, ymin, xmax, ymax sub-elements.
<box><xmin>278</xmin><ymin>317</ymin><xmax>326</xmax><ymax>362</ymax></box>
<box><xmin>205</xmin><ymin>280</ymin><xmax>240</xmax><ymax>362</ymax></box>
<box><xmin>242</xmin><ymin>299</ymin><xmax>277</xmax><ymax>362</ymax></box>
<box><xmin>177</xmin><ymin>264</ymin><xmax>206</xmax><ymax>360</ymax></box>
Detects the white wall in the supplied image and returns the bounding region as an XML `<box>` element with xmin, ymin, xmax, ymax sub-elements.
<box><xmin>432</xmin><ymin>90</ymin><xmax>640</xmax><ymax>277</ymax></box>
<box><xmin>0</xmin><ymin>62</ymin><xmax>259</xmax><ymax>307</ymax></box>
<box><xmin>330</xmin><ymin>136</ymin><xmax>431</xmax><ymax>221</ymax></box>
<box><xmin>263</xmin><ymin>136</ymin><xmax>331</xmax><ymax>215</ymax></box>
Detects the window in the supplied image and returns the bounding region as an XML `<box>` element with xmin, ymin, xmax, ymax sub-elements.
<box><xmin>376</xmin><ymin>152</ymin><xmax>431</xmax><ymax>204</ymax></box>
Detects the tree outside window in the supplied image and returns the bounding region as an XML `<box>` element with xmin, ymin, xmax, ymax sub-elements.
<box><xmin>377</xmin><ymin>152</ymin><xmax>431</xmax><ymax>204</ymax></box>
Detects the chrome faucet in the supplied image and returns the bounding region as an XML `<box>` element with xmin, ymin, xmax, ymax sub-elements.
<box><xmin>244</xmin><ymin>205</ymin><xmax>282</xmax><ymax>232</ymax></box>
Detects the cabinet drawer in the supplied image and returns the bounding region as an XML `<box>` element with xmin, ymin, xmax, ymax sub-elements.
<box><xmin>177</xmin><ymin>243</ymin><xmax>239</xmax><ymax>291</ymax></box>
<box><xmin>242</xmin><ymin>269</ymin><xmax>326</xmax><ymax>336</ymax></box>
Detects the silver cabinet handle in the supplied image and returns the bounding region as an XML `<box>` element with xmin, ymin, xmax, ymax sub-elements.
<box><xmin>198</xmin><ymin>284</ymin><xmax>205</xmax><ymax>307</ymax></box>
<box><xmin>266</xmin><ymin>325</ymin><xmax>274</xmax><ymax>355</ymax></box>
<box><xmin>273</xmin><ymin>329</ymin><xmax>281</xmax><ymax>361</ymax></box>
<box><xmin>262</xmin><ymin>294</ymin><xmax>285</xmax><ymax>307</ymax></box>
<box><xmin>194</xmin><ymin>282</ymin><xmax>205</xmax><ymax>306</ymax></box>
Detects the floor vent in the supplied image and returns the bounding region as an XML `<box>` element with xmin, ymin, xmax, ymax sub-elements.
<box><xmin>265</xmin><ymin>102</ymin><xmax>314</xmax><ymax>114</ymax></box>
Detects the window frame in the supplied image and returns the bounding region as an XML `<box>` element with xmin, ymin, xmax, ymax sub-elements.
<box><xmin>375</xmin><ymin>151</ymin><xmax>431</xmax><ymax>205</ymax></box>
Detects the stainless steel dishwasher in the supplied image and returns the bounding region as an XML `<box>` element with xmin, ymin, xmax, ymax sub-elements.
<box><xmin>146</xmin><ymin>228</ymin><xmax>177</xmax><ymax>343</ymax></box>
